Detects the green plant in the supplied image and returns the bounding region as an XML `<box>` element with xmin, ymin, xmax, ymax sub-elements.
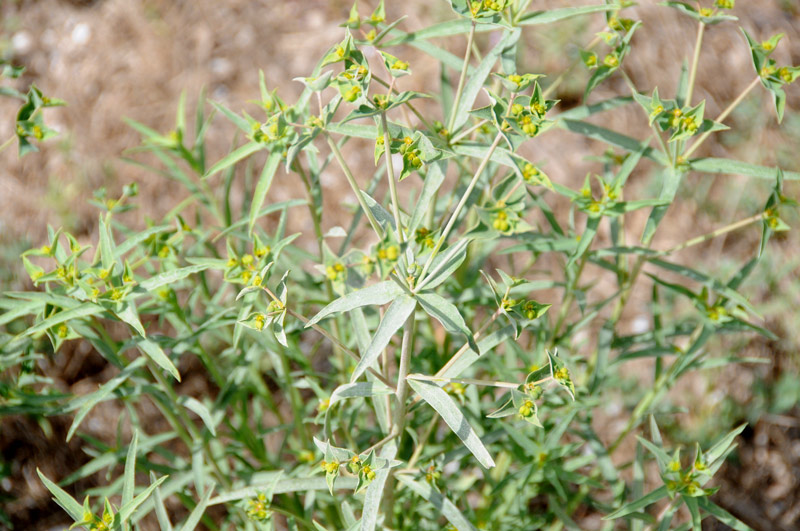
<box><xmin>2</xmin><ymin>0</ymin><xmax>798</xmax><ymax>529</ymax></box>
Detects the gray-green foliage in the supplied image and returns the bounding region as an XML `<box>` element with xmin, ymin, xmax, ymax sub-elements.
<box><xmin>2</xmin><ymin>0</ymin><xmax>797</xmax><ymax>529</ymax></box>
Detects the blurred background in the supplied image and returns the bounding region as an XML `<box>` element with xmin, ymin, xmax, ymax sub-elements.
<box><xmin>1</xmin><ymin>0</ymin><xmax>799</xmax><ymax>528</ymax></box>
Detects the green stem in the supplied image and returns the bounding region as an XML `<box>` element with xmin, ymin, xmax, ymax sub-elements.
<box><xmin>417</xmin><ymin>133</ymin><xmax>503</xmax><ymax>285</ymax></box>
<box><xmin>391</xmin><ymin>312</ymin><xmax>416</xmax><ymax>435</ymax></box>
<box><xmin>380</xmin><ymin>112</ymin><xmax>404</xmax><ymax>243</ymax></box>
<box><xmin>660</xmin><ymin>213</ymin><xmax>764</xmax><ymax>255</ymax></box>
<box><xmin>326</xmin><ymin>135</ymin><xmax>384</xmax><ymax>238</ymax></box>
<box><xmin>684</xmin><ymin>76</ymin><xmax>760</xmax><ymax>159</ymax></box>
<box><xmin>448</xmin><ymin>21</ymin><xmax>477</xmax><ymax>133</ymax></box>
<box><xmin>685</xmin><ymin>21</ymin><xmax>705</xmax><ymax>105</ymax></box>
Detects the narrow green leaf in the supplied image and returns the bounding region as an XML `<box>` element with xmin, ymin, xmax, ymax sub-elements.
<box><xmin>351</xmin><ymin>295</ymin><xmax>416</xmax><ymax>382</ymax></box>
<box><xmin>452</xmin><ymin>29</ymin><xmax>521</xmax><ymax>131</ymax></box>
<box><xmin>417</xmin><ymin>292</ymin><xmax>478</xmax><ymax>352</ymax></box>
<box><xmin>23</xmin><ymin>302</ymin><xmax>103</xmax><ymax>338</ymax></box>
<box><xmin>151</xmin><ymin>471</ymin><xmax>173</xmax><ymax>531</ymax></box>
<box><xmin>123</xmin><ymin>430</ymin><xmax>139</xmax><ymax>509</ymax></box>
<box><xmin>329</xmin><ymin>381</ymin><xmax>394</xmax><ymax>407</ymax></box>
<box><xmin>604</xmin><ymin>485</ymin><xmax>669</xmax><ymax>520</ymax></box>
<box><xmin>179</xmin><ymin>485</ymin><xmax>214</xmax><ymax>531</ymax></box>
<box><xmin>360</xmin><ymin>443</ymin><xmax>398</xmax><ymax>531</ymax></box>
<box><xmin>409</xmin><ymin>160</ymin><xmax>447</xmax><ymax>235</ymax></box>
<box><xmin>138</xmin><ymin>338</ymin><xmax>181</xmax><ymax>382</ymax></box>
<box><xmin>690</xmin><ymin>158</ymin><xmax>800</xmax><ymax>180</ymax></box>
<box><xmin>65</xmin><ymin>357</ymin><xmax>147</xmax><ymax>442</ymax></box>
<box><xmin>306</xmin><ymin>281</ymin><xmax>405</xmax><ymax>327</ymax></box>
<box><xmin>396</xmin><ymin>474</ymin><xmax>479</xmax><ymax>531</ymax></box>
<box><xmin>407</xmin><ymin>378</ymin><xmax>495</xmax><ymax>468</ymax></box>
<box><xmin>416</xmin><ymin>238</ymin><xmax>470</xmax><ymax>291</ymax></box>
<box><xmin>204</xmin><ymin>141</ymin><xmax>263</xmax><ymax>179</ymax></box>
<box><xmin>36</xmin><ymin>468</ymin><xmax>84</xmax><ymax>521</ymax></box>
<box><xmin>120</xmin><ymin>475</ymin><xmax>168</xmax><ymax>522</ymax></box>
<box><xmin>182</xmin><ymin>397</ymin><xmax>217</xmax><ymax>437</ymax></box>
<box><xmin>696</xmin><ymin>498</ymin><xmax>753</xmax><ymax>531</ymax></box>
<box><xmin>642</xmin><ymin>167</ymin><xmax>685</xmax><ymax>244</ymax></box>
<box><xmin>518</xmin><ymin>5</ymin><xmax>618</xmax><ymax>25</ymax></box>
<box><xmin>138</xmin><ymin>265</ymin><xmax>210</xmax><ymax>292</ymax></box>
<box><xmin>249</xmin><ymin>150</ymin><xmax>282</xmax><ymax>232</ymax></box>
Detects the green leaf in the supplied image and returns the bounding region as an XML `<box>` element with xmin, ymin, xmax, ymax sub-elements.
<box><xmin>604</xmin><ymin>485</ymin><xmax>669</xmax><ymax>520</ymax></box>
<box><xmin>306</xmin><ymin>281</ymin><xmax>405</xmax><ymax>326</ymax></box>
<box><xmin>36</xmin><ymin>468</ymin><xmax>84</xmax><ymax>521</ymax></box>
<box><xmin>249</xmin><ymin>150</ymin><xmax>282</xmax><ymax>232</ymax></box>
<box><xmin>417</xmin><ymin>292</ymin><xmax>478</xmax><ymax>352</ymax></box>
<box><xmin>642</xmin><ymin>167</ymin><xmax>685</xmax><ymax>244</ymax></box>
<box><xmin>559</xmin><ymin>120</ymin><xmax>668</xmax><ymax>165</ymax></box>
<box><xmin>122</xmin><ymin>430</ymin><xmax>139</xmax><ymax>509</ymax></box>
<box><xmin>690</xmin><ymin>158</ymin><xmax>800</xmax><ymax>180</ymax></box>
<box><xmin>409</xmin><ymin>160</ymin><xmax>447</xmax><ymax>235</ymax></box>
<box><xmin>329</xmin><ymin>381</ymin><xmax>394</xmax><ymax>407</ymax></box>
<box><xmin>209</xmin><ymin>100</ymin><xmax>251</xmax><ymax>133</ymax></box>
<box><xmin>65</xmin><ymin>357</ymin><xmax>148</xmax><ymax>441</ymax></box>
<box><xmin>706</xmin><ymin>423</ymin><xmax>746</xmax><ymax>466</ymax></box>
<box><xmin>696</xmin><ymin>498</ymin><xmax>753</xmax><ymax>531</ymax></box>
<box><xmin>119</xmin><ymin>475</ymin><xmax>169</xmax><ymax>522</ymax></box>
<box><xmin>396</xmin><ymin>475</ymin><xmax>479</xmax><ymax>531</ymax></box>
<box><xmin>138</xmin><ymin>337</ymin><xmax>181</xmax><ymax>382</ymax></box>
<box><xmin>139</xmin><ymin>264</ymin><xmax>211</xmax><ymax>292</ymax></box>
<box><xmin>182</xmin><ymin>397</ymin><xmax>217</xmax><ymax>437</ymax></box>
<box><xmin>23</xmin><ymin>302</ymin><xmax>103</xmax><ymax>338</ymax></box>
<box><xmin>518</xmin><ymin>5</ymin><xmax>618</xmax><ymax>25</ymax></box>
<box><xmin>684</xmin><ymin>495</ymin><xmax>702</xmax><ymax>530</ymax></box>
<box><xmin>351</xmin><ymin>295</ymin><xmax>416</xmax><ymax>382</ymax></box>
<box><xmin>407</xmin><ymin>378</ymin><xmax>495</xmax><ymax>468</ymax></box>
<box><xmin>416</xmin><ymin>239</ymin><xmax>470</xmax><ymax>291</ymax></box>
<box><xmin>179</xmin><ymin>485</ymin><xmax>214</xmax><ymax>531</ymax></box>
<box><xmin>151</xmin><ymin>471</ymin><xmax>173</xmax><ymax>531</ymax></box>
<box><xmin>360</xmin><ymin>443</ymin><xmax>398</xmax><ymax>531</ymax></box>
<box><xmin>451</xmin><ymin>29</ymin><xmax>521</xmax><ymax>131</ymax></box>
<box><xmin>209</xmin><ymin>476</ymin><xmax>358</xmax><ymax>505</ymax></box>
<box><xmin>204</xmin><ymin>141</ymin><xmax>263</xmax><ymax>179</ymax></box>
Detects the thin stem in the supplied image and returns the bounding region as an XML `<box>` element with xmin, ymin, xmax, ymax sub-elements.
<box><xmin>372</xmin><ymin>75</ymin><xmax>433</xmax><ymax>130</ymax></box>
<box><xmin>543</xmin><ymin>34</ymin><xmax>602</xmax><ymax>99</ymax></box>
<box><xmin>550</xmin><ymin>255</ymin><xmax>587</xmax><ymax>346</ymax></box>
<box><xmin>261</xmin><ymin>286</ymin><xmax>394</xmax><ymax>388</ymax></box>
<box><xmin>684</xmin><ymin>76</ymin><xmax>760</xmax><ymax>159</ymax></box>
<box><xmin>0</xmin><ymin>135</ymin><xmax>15</xmax><ymax>154</ymax></box>
<box><xmin>451</xmin><ymin>119</ymin><xmax>487</xmax><ymax>144</ymax></box>
<box><xmin>685</xmin><ymin>21</ymin><xmax>705</xmax><ymax>105</ymax></box>
<box><xmin>391</xmin><ymin>313</ymin><xmax>416</xmax><ymax>435</ymax></box>
<box><xmin>448</xmin><ymin>21</ymin><xmax>477</xmax><ymax>132</ymax></box>
<box><xmin>407</xmin><ymin>414</ymin><xmax>439</xmax><ymax>468</ymax></box>
<box><xmin>406</xmin><ymin>373</ymin><xmax>522</xmax><ymax>389</ymax></box>
<box><xmin>660</xmin><ymin>213</ymin><xmax>764</xmax><ymax>255</ymax></box>
<box><xmin>380</xmin><ymin>112</ymin><xmax>404</xmax><ymax>243</ymax></box>
<box><xmin>435</xmin><ymin>307</ymin><xmax>501</xmax><ymax>378</ymax></box>
<box><xmin>417</xmin><ymin>133</ymin><xmax>503</xmax><ymax>285</ymax></box>
<box><xmin>326</xmin><ymin>135</ymin><xmax>384</xmax><ymax>238</ymax></box>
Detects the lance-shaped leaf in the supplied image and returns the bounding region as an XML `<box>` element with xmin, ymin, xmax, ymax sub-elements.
<box><xmin>139</xmin><ymin>264</ymin><xmax>211</xmax><ymax>292</ymax></box>
<box><xmin>36</xmin><ymin>469</ymin><xmax>84</xmax><ymax>521</ymax></box>
<box><xmin>407</xmin><ymin>378</ymin><xmax>495</xmax><ymax>468</ymax></box>
<box><xmin>416</xmin><ymin>238</ymin><xmax>470</xmax><ymax>291</ymax></box>
<box><xmin>451</xmin><ymin>28</ymin><xmax>521</xmax><ymax>131</ymax></box>
<box><xmin>396</xmin><ymin>475</ymin><xmax>478</xmax><ymax>531</ymax></box>
<box><xmin>360</xmin><ymin>443</ymin><xmax>398</xmax><ymax>531</ymax></box>
<box><xmin>417</xmin><ymin>292</ymin><xmax>478</xmax><ymax>353</ymax></box>
<box><xmin>329</xmin><ymin>381</ymin><xmax>394</xmax><ymax>408</ymax></box>
<box><xmin>351</xmin><ymin>295</ymin><xmax>416</xmax><ymax>382</ymax></box>
<box><xmin>306</xmin><ymin>281</ymin><xmax>405</xmax><ymax>327</ymax></box>
<box><xmin>249</xmin><ymin>150</ymin><xmax>282</xmax><ymax>233</ymax></box>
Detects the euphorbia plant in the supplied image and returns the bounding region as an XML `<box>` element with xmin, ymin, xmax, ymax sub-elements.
<box><xmin>4</xmin><ymin>0</ymin><xmax>797</xmax><ymax>529</ymax></box>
